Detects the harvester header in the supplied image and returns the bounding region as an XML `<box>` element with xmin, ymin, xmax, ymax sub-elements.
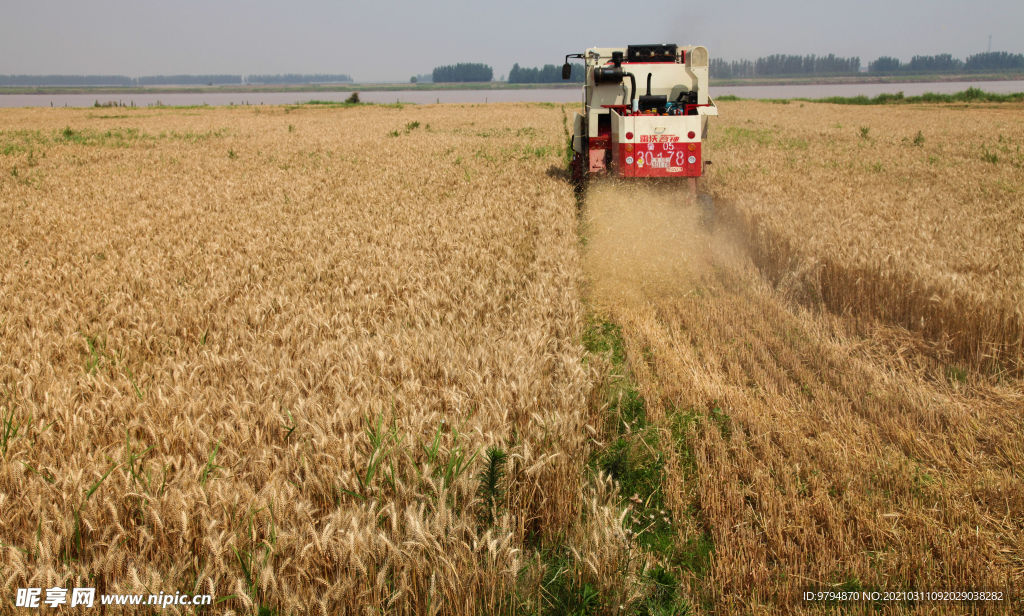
<box><xmin>564</xmin><ymin>44</ymin><xmax>718</xmax><ymax>190</ymax></box>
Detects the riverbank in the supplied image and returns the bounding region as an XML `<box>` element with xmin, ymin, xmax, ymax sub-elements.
<box><xmin>4</xmin><ymin>82</ymin><xmax>1024</xmax><ymax>108</ymax></box>
<box><xmin>1</xmin><ymin>72</ymin><xmax>1021</xmax><ymax>96</ymax></box>
<box><xmin>0</xmin><ymin>82</ymin><xmax>581</xmax><ymax>95</ymax></box>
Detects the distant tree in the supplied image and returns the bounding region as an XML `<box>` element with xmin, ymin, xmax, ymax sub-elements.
<box><xmin>711</xmin><ymin>55</ymin><xmax>857</xmax><ymax>79</ymax></box>
<box><xmin>965</xmin><ymin>51</ymin><xmax>1024</xmax><ymax>71</ymax></box>
<box><xmin>868</xmin><ymin>56</ymin><xmax>902</xmax><ymax>73</ymax></box>
<box><xmin>811</xmin><ymin>54</ymin><xmax>861</xmax><ymax>73</ymax></box>
<box><xmin>508</xmin><ymin>63</ymin><xmax>583</xmax><ymax>83</ymax></box>
<box><xmin>755</xmin><ymin>54</ymin><xmax>804</xmax><ymax>75</ymax></box>
<box><xmin>753</xmin><ymin>54</ymin><xmax>859</xmax><ymax>76</ymax></box>
<box><xmin>733</xmin><ymin>59</ymin><xmax>755</xmax><ymax>78</ymax></box>
<box><xmin>136</xmin><ymin>75</ymin><xmax>242</xmax><ymax>86</ymax></box>
<box><xmin>906</xmin><ymin>54</ymin><xmax>963</xmax><ymax>73</ymax></box>
<box><xmin>0</xmin><ymin>74</ymin><xmax>134</xmax><ymax>86</ymax></box>
<box><xmin>432</xmin><ymin>63</ymin><xmax>493</xmax><ymax>83</ymax></box>
<box><xmin>867</xmin><ymin>53</ymin><xmax>1022</xmax><ymax>74</ymax></box>
<box><xmin>246</xmin><ymin>74</ymin><xmax>352</xmax><ymax>85</ymax></box>
<box><xmin>711</xmin><ymin>58</ymin><xmax>756</xmax><ymax>79</ymax></box>
<box><xmin>710</xmin><ymin>58</ymin><xmax>732</xmax><ymax>79</ymax></box>
<box><xmin>410</xmin><ymin>76</ymin><xmax>417</xmax><ymax>83</ymax></box>
<box><xmin>416</xmin><ymin>73</ymin><xmax>433</xmax><ymax>83</ymax></box>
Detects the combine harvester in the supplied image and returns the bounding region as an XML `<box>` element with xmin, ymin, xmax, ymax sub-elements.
<box><xmin>562</xmin><ymin>44</ymin><xmax>718</xmax><ymax>220</ymax></box>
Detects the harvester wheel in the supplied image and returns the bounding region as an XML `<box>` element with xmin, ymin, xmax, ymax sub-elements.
<box><xmin>698</xmin><ymin>193</ymin><xmax>715</xmax><ymax>230</ymax></box>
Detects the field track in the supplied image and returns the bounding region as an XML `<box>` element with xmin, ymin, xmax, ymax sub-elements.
<box><xmin>1</xmin><ymin>100</ymin><xmax>1022</xmax><ymax>614</ymax></box>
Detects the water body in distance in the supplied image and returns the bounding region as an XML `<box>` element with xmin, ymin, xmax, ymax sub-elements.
<box><xmin>0</xmin><ymin>88</ymin><xmax>582</xmax><ymax>108</ymax></box>
<box><xmin>0</xmin><ymin>81</ymin><xmax>1022</xmax><ymax>108</ymax></box>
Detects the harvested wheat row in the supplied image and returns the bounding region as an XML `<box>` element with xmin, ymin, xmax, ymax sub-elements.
<box><xmin>584</xmin><ymin>176</ymin><xmax>1022</xmax><ymax>615</ymax></box>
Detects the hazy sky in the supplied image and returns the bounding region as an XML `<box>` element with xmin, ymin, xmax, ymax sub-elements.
<box><xmin>1</xmin><ymin>0</ymin><xmax>1021</xmax><ymax>81</ymax></box>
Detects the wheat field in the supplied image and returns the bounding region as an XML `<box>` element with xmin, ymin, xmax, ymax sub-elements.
<box><xmin>706</xmin><ymin>100</ymin><xmax>1024</xmax><ymax>373</ymax></box>
<box><xmin>0</xmin><ymin>103</ymin><xmax>651</xmax><ymax>614</ymax></box>
<box><xmin>1</xmin><ymin>98</ymin><xmax>1022</xmax><ymax>615</ymax></box>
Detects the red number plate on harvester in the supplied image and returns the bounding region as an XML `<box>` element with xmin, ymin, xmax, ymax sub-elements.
<box><xmin>621</xmin><ymin>141</ymin><xmax>701</xmax><ymax>177</ymax></box>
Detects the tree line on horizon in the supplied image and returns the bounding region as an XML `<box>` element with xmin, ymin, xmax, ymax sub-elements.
<box><xmin>508</xmin><ymin>63</ymin><xmax>584</xmax><ymax>84</ymax></box>
<box><xmin>244</xmin><ymin>74</ymin><xmax>353</xmax><ymax>85</ymax></box>
<box><xmin>711</xmin><ymin>54</ymin><xmax>861</xmax><ymax>78</ymax></box>
<box><xmin>0</xmin><ymin>74</ymin><xmax>352</xmax><ymax>87</ymax></box>
<box><xmin>432</xmin><ymin>63</ymin><xmax>493</xmax><ymax>83</ymax></box>
<box><xmin>711</xmin><ymin>51</ymin><xmax>1024</xmax><ymax>78</ymax></box>
<box><xmin>437</xmin><ymin>51</ymin><xmax>1024</xmax><ymax>84</ymax></box>
<box><xmin>868</xmin><ymin>51</ymin><xmax>1024</xmax><ymax>73</ymax></box>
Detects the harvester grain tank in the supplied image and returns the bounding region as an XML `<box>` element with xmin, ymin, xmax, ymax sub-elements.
<box><xmin>563</xmin><ymin>44</ymin><xmax>718</xmax><ymax>211</ymax></box>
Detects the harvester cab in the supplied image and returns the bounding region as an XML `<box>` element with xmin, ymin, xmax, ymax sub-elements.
<box><xmin>564</xmin><ymin>44</ymin><xmax>718</xmax><ymax>208</ymax></box>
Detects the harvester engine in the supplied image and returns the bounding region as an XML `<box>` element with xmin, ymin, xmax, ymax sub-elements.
<box><xmin>564</xmin><ymin>44</ymin><xmax>718</xmax><ymax>212</ymax></box>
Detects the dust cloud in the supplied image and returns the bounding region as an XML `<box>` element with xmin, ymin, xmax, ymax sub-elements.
<box><xmin>582</xmin><ymin>179</ymin><xmax>749</xmax><ymax>308</ymax></box>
